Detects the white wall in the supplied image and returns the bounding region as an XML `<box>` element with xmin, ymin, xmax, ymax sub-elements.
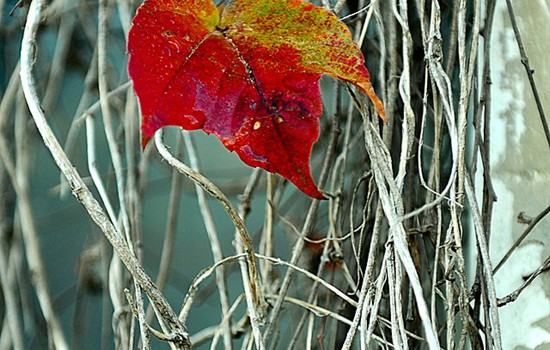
<box><xmin>481</xmin><ymin>1</ymin><xmax>550</xmax><ymax>348</ymax></box>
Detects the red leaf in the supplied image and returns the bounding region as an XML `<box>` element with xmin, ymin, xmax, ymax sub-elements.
<box><xmin>128</xmin><ymin>0</ymin><xmax>385</xmax><ymax>199</ymax></box>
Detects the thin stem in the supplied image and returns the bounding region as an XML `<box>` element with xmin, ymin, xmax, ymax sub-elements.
<box><xmin>505</xmin><ymin>0</ymin><xmax>550</xmax><ymax>153</ymax></box>
<box><xmin>153</xmin><ymin>132</ymin><xmax>265</xmax><ymax>349</ymax></box>
<box><xmin>493</xmin><ymin>203</ymin><xmax>550</xmax><ymax>273</ymax></box>
<box><xmin>19</xmin><ymin>2</ymin><xmax>190</xmax><ymax>348</ymax></box>
<box><xmin>183</xmin><ymin>132</ymin><xmax>233</xmax><ymax>350</ymax></box>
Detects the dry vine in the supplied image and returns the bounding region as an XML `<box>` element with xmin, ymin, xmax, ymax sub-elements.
<box><xmin>0</xmin><ymin>0</ymin><xmax>548</xmax><ymax>349</ymax></box>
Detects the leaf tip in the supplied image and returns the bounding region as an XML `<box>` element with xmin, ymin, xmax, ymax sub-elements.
<box><xmin>140</xmin><ymin>121</ymin><xmax>157</xmax><ymax>150</ymax></box>
<box><xmin>356</xmin><ymin>81</ymin><xmax>386</xmax><ymax>123</ymax></box>
<box><xmin>285</xmin><ymin>171</ymin><xmax>326</xmax><ymax>200</ymax></box>
<box><xmin>311</xmin><ymin>190</ymin><xmax>328</xmax><ymax>200</ymax></box>
<box><xmin>141</xmin><ymin>134</ymin><xmax>151</xmax><ymax>150</ymax></box>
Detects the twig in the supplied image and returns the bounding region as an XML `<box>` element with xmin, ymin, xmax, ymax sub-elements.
<box><xmin>257</xmin><ymin>254</ymin><xmax>357</xmax><ymax>307</ymax></box>
<box><xmin>340</xmin><ymin>222</ymin><xmax>380</xmax><ymax>350</ymax></box>
<box><xmin>179</xmin><ymin>255</ymin><xmax>244</xmax><ymax>323</ymax></box>
<box><xmin>262</xmin><ymin>107</ymin><xmax>339</xmax><ymax>346</ymax></box>
<box><xmin>386</xmin><ymin>244</ymin><xmax>406</xmax><ymax>349</ymax></box>
<box><xmin>179</xmin><ymin>252</ymin><xmax>357</xmax><ymax>326</ymax></box>
<box><xmin>493</xmin><ymin>203</ymin><xmax>550</xmax><ymax>273</ymax></box>
<box><xmin>0</xmin><ymin>236</ymin><xmax>24</xmax><ymax>350</ymax></box>
<box><xmin>19</xmin><ymin>1</ymin><xmax>191</xmax><ymax>348</ymax></box>
<box><xmin>98</xmin><ymin>0</ymin><xmax>147</xmax><ymax>344</ymax></box>
<box><xmin>147</xmin><ymin>135</ymin><xmax>184</xmax><ymax>320</ymax></box>
<box><xmin>182</xmin><ymin>131</ymin><xmax>233</xmax><ymax>350</ymax></box>
<box><xmin>361</xmin><ymin>116</ymin><xmax>439</xmax><ymax>349</ymax></box>
<box><xmin>505</xmin><ymin>0</ymin><xmax>550</xmax><ymax>152</ymax></box>
<box><xmin>153</xmin><ymin>132</ymin><xmax>265</xmax><ymax>349</ymax></box>
<box><xmin>41</xmin><ymin>0</ymin><xmax>76</xmax><ymax>112</ymax></box>
<box><xmin>363</xmin><ymin>245</ymin><xmax>388</xmax><ymax>349</ymax></box>
<box><xmin>210</xmin><ymin>294</ymin><xmax>246</xmax><ymax>350</ymax></box>
<box><xmin>279</xmin><ymin>112</ymin><xmax>344</xmax><ymax>349</ymax></box>
<box><xmin>464</xmin><ymin>174</ymin><xmax>502</xmax><ymax>348</ymax></box>
<box><xmin>497</xmin><ymin>256</ymin><xmax>550</xmax><ymax>307</ymax></box>
<box><xmin>0</xmin><ymin>53</ymin><xmax>70</xmax><ymax>350</ymax></box>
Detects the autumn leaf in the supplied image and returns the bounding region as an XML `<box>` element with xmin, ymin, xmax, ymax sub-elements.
<box><xmin>128</xmin><ymin>0</ymin><xmax>385</xmax><ymax>199</ymax></box>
